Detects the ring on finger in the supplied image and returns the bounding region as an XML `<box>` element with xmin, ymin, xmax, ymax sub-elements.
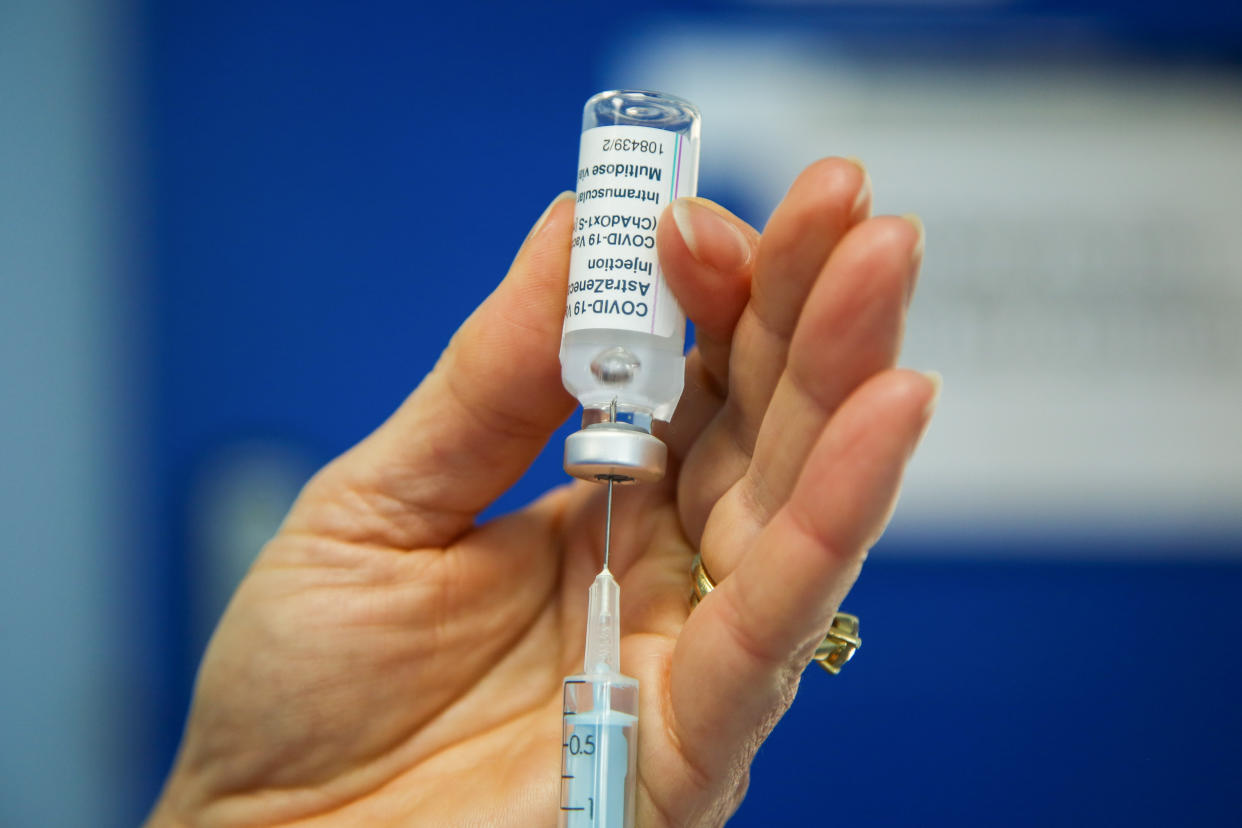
<box><xmin>688</xmin><ymin>552</ymin><xmax>861</xmax><ymax>675</ymax></box>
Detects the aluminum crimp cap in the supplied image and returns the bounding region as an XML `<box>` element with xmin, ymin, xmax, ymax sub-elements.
<box><xmin>563</xmin><ymin>422</ymin><xmax>667</xmax><ymax>483</ymax></box>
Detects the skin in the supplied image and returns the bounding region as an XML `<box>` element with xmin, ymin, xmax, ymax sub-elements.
<box><xmin>147</xmin><ymin>157</ymin><xmax>935</xmax><ymax>828</ymax></box>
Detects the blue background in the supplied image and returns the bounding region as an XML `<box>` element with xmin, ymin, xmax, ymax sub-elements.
<box><xmin>6</xmin><ymin>1</ymin><xmax>1240</xmax><ymax>825</ymax></box>
<box><xmin>136</xmin><ymin>2</ymin><xmax>1242</xmax><ymax>825</ymax></box>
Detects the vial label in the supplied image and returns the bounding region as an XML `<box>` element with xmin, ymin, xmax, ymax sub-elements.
<box><xmin>566</xmin><ymin>125</ymin><xmax>695</xmax><ymax>339</ymax></box>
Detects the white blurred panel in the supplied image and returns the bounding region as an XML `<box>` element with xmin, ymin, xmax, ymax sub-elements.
<box><xmin>609</xmin><ymin>29</ymin><xmax>1242</xmax><ymax>551</ymax></box>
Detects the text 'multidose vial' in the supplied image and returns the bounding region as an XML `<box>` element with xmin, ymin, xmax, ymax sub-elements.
<box><xmin>560</xmin><ymin>90</ymin><xmax>701</xmax><ymax>484</ymax></box>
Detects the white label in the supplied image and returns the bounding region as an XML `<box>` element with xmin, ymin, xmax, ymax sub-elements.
<box><xmin>565</xmin><ymin>125</ymin><xmax>696</xmax><ymax>339</ymax></box>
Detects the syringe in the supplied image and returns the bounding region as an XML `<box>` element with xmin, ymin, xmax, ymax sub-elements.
<box><xmin>557</xmin><ymin>89</ymin><xmax>702</xmax><ymax>828</ymax></box>
<box><xmin>559</xmin><ymin>477</ymin><xmax>639</xmax><ymax>828</ymax></box>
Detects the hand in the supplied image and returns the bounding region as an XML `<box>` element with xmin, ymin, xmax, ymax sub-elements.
<box><xmin>147</xmin><ymin>158</ymin><xmax>934</xmax><ymax>827</ymax></box>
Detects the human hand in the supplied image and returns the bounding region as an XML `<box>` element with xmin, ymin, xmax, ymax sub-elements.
<box><xmin>147</xmin><ymin>157</ymin><xmax>934</xmax><ymax>827</ymax></box>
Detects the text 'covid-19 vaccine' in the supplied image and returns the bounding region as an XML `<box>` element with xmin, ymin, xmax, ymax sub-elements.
<box><xmin>560</xmin><ymin>89</ymin><xmax>701</xmax><ymax>484</ymax></box>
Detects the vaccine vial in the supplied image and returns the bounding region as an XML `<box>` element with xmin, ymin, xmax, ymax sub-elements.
<box><xmin>561</xmin><ymin>90</ymin><xmax>701</xmax><ymax>483</ymax></box>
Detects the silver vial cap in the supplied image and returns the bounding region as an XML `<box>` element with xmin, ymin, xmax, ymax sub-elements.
<box><xmin>564</xmin><ymin>423</ymin><xmax>667</xmax><ymax>483</ymax></box>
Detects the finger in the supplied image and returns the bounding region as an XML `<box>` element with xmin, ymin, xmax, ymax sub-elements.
<box><xmin>702</xmin><ymin>214</ymin><xmax>925</xmax><ymax>577</ymax></box>
<box><xmin>746</xmin><ymin>215</ymin><xmax>924</xmax><ymax>517</ymax></box>
<box><xmin>662</xmin><ymin>346</ymin><xmax>726</xmax><ymax>469</ymax></box>
<box><xmin>657</xmin><ymin>197</ymin><xmax>759</xmax><ymax>394</ymax></box>
<box><xmin>288</xmin><ymin>192</ymin><xmax>578</xmax><ymax>549</ymax></box>
<box><xmin>725</xmin><ymin>156</ymin><xmax>871</xmax><ymax>445</ymax></box>
<box><xmin>669</xmin><ymin>369</ymin><xmax>939</xmax><ymax>784</ymax></box>
<box><xmin>674</xmin><ymin>158</ymin><xmax>871</xmax><ymax>543</ymax></box>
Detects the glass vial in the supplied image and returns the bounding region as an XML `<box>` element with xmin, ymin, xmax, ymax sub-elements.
<box><xmin>560</xmin><ymin>90</ymin><xmax>701</xmax><ymax>483</ymax></box>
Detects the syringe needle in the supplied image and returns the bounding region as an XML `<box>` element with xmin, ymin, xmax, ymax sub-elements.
<box><xmin>602</xmin><ymin>396</ymin><xmax>618</xmax><ymax>573</ymax></box>
<box><xmin>603</xmin><ymin>477</ymin><xmax>614</xmax><ymax>571</ymax></box>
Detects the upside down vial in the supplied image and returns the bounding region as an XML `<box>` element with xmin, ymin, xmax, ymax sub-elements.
<box><xmin>560</xmin><ymin>90</ymin><xmax>701</xmax><ymax>484</ymax></box>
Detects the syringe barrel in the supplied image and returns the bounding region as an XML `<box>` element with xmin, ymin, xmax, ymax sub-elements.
<box><xmin>561</xmin><ymin>90</ymin><xmax>701</xmax><ymax>483</ymax></box>
<box><xmin>559</xmin><ymin>672</ymin><xmax>639</xmax><ymax>828</ymax></box>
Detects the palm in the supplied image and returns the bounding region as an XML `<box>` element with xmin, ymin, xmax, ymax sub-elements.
<box><xmin>151</xmin><ymin>160</ymin><xmax>934</xmax><ymax>828</ymax></box>
<box><xmin>179</xmin><ymin>471</ymin><xmax>694</xmax><ymax>825</ymax></box>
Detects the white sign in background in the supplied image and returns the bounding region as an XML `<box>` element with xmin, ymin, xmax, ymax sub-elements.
<box><xmin>611</xmin><ymin>30</ymin><xmax>1242</xmax><ymax>553</ymax></box>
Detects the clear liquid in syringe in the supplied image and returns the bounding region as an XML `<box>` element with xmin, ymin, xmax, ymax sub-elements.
<box><xmin>560</xmin><ymin>674</ymin><xmax>638</xmax><ymax>828</ymax></box>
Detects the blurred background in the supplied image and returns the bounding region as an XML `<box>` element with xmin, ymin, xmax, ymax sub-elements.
<box><xmin>2</xmin><ymin>0</ymin><xmax>1240</xmax><ymax>825</ymax></box>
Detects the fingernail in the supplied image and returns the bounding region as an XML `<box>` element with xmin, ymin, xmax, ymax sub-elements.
<box><xmin>671</xmin><ymin>197</ymin><xmax>752</xmax><ymax>272</ymax></box>
<box><xmin>530</xmin><ymin>191</ymin><xmax>575</xmax><ymax>239</ymax></box>
<box><xmin>902</xmin><ymin>213</ymin><xmax>925</xmax><ymax>263</ymax></box>
<box><xmin>845</xmin><ymin>156</ymin><xmax>872</xmax><ymax>215</ymax></box>
<box><xmin>921</xmin><ymin>370</ymin><xmax>943</xmax><ymax>415</ymax></box>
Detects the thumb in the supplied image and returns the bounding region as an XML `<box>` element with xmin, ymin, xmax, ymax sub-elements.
<box><xmin>289</xmin><ymin>192</ymin><xmax>578</xmax><ymax>549</ymax></box>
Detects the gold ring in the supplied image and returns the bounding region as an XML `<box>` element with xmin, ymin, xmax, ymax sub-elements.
<box><xmin>689</xmin><ymin>553</ymin><xmax>860</xmax><ymax>675</ymax></box>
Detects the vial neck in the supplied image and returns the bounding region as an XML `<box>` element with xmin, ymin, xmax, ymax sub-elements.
<box><xmin>581</xmin><ymin>404</ymin><xmax>653</xmax><ymax>434</ymax></box>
